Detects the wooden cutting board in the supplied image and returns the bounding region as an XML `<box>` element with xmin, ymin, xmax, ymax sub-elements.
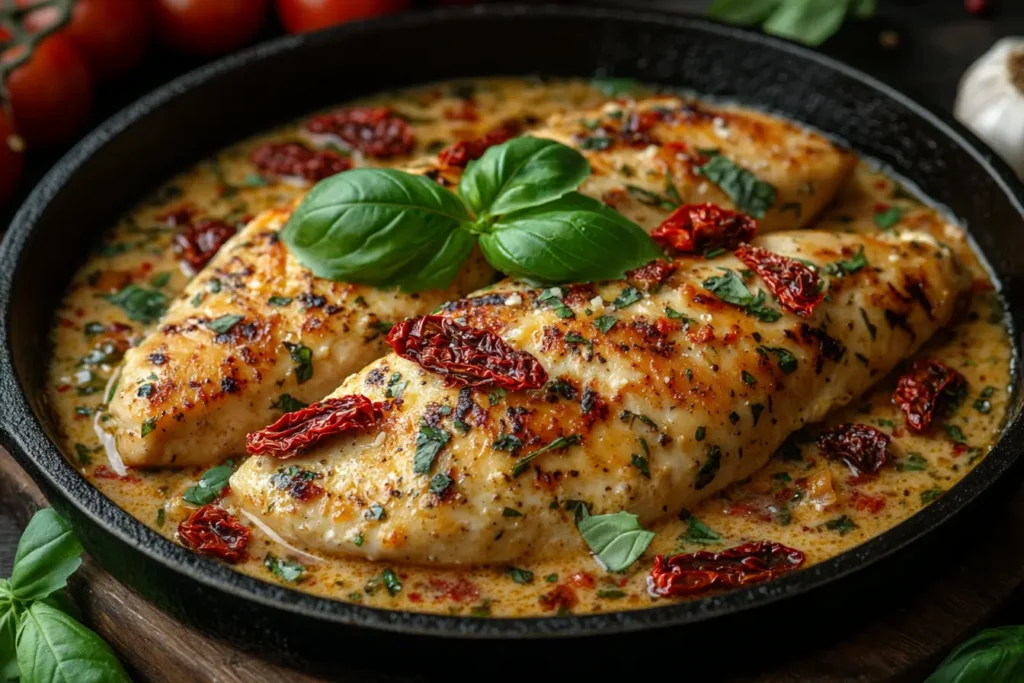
<box><xmin>3</xmin><ymin>446</ymin><xmax>1024</xmax><ymax>683</ymax></box>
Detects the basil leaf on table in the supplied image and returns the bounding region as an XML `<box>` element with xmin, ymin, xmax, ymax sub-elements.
<box><xmin>577</xmin><ymin>511</ymin><xmax>655</xmax><ymax>572</ymax></box>
<box><xmin>927</xmin><ymin>626</ymin><xmax>1024</xmax><ymax>683</ymax></box>
<box><xmin>480</xmin><ymin>192</ymin><xmax>663</xmax><ymax>286</ymax></box>
<box><xmin>16</xmin><ymin>602</ymin><xmax>131</xmax><ymax>683</ymax></box>
<box><xmin>9</xmin><ymin>509</ymin><xmax>83</xmax><ymax>602</ymax></box>
<box><xmin>706</xmin><ymin>0</ymin><xmax>783</xmax><ymax>25</ymax></box>
<box><xmin>458</xmin><ymin>136</ymin><xmax>590</xmax><ymax>219</ymax></box>
<box><xmin>762</xmin><ymin>0</ymin><xmax>849</xmax><ymax>47</ymax></box>
<box><xmin>281</xmin><ymin>168</ymin><xmax>472</xmax><ymax>291</ymax></box>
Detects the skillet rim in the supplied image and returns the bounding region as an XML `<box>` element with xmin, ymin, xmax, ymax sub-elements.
<box><xmin>1</xmin><ymin>2</ymin><xmax>1022</xmax><ymax>639</ymax></box>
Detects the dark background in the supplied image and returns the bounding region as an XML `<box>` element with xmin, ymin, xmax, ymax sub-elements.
<box><xmin>1</xmin><ymin>0</ymin><xmax>1022</xmax><ymax>610</ymax></box>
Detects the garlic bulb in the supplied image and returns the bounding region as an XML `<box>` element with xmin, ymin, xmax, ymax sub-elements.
<box><xmin>955</xmin><ymin>38</ymin><xmax>1024</xmax><ymax>177</ymax></box>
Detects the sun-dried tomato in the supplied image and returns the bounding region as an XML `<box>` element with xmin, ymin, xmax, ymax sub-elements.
<box><xmin>626</xmin><ymin>258</ymin><xmax>677</xmax><ymax>289</ymax></box>
<box><xmin>437</xmin><ymin>120</ymin><xmax>522</xmax><ymax>169</ymax></box>
<box><xmin>305</xmin><ymin>106</ymin><xmax>414</xmax><ymax>158</ymax></box>
<box><xmin>386</xmin><ymin>315</ymin><xmax>548</xmax><ymax>391</ymax></box>
<box><xmin>618</xmin><ymin>110</ymin><xmax>664</xmax><ymax>147</ymax></box>
<box><xmin>174</xmin><ymin>218</ymin><xmax>236</xmax><ymax>271</ymax></box>
<box><xmin>249</xmin><ymin>142</ymin><xmax>352</xmax><ymax>182</ymax></box>
<box><xmin>817</xmin><ymin>423</ymin><xmax>891</xmax><ymax>474</ymax></box>
<box><xmin>246</xmin><ymin>394</ymin><xmax>382</xmax><ymax>457</ymax></box>
<box><xmin>651</xmin><ymin>204</ymin><xmax>758</xmax><ymax>255</ymax></box>
<box><xmin>648</xmin><ymin>541</ymin><xmax>805</xmax><ymax>597</ymax></box>
<box><xmin>177</xmin><ymin>505</ymin><xmax>250</xmax><ymax>563</ymax></box>
<box><xmin>735</xmin><ymin>244</ymin><xmax>824</xmax><ymax>317</ymax></box>
<box><xmin>893</xmin><ymin>359</ymin><xmax>966</xmax><ymax>432</ymax></box>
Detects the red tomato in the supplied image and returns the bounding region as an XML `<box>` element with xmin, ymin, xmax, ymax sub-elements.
<box><xmin>3</xmin><ymin>35</ymin><xmax>94</xmax><ymax>147</ymax></box>
<box><xmin>276</xmin><ymin>0</ymin><xmax>410</xmax><ymax>34</ymax></box>
<box><xmin>0</xmin><ymin>109</ymin><xmax>24</xmax><ymax>205</ymax></box>
<box><xmin>21</xmin><ymin>0</ymin><xmax>149</xmax><ymax>82</ymax></box>
<box><xmin>151</xmin><ymin>0</ymin><xmax>270</xmax><ymax>54</ymax></box>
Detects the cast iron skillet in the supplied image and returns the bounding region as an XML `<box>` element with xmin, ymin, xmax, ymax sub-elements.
<box><xmin>1</xmin><ymin>3</ymin><xmax>1023</xmax><ymax>677</ymax></box>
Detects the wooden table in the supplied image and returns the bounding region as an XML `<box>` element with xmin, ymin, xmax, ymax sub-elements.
<box><xmin>4</xmin><ymin>1</ymin><xmax>1024</xmax><ymax>680</ymax></box>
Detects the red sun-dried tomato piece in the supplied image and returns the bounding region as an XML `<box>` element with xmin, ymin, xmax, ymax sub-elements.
<box><xmin>892</xmin><ymin>359</ymin><xmax>967</xmax><ymax>432</ymax></box>
<box><xmin>817</xmin><ymin>423</ymin><xmax>891</xmax><ymax>474</ymax></box>
<box><xmin>174</xmin><ymin>218</ymin><xmax>236</xmax><ymax>271</ymax></box>
<box><xmin>249</xmin><ymin>142</ymin><xmax>352</xmax><ymax>182</ymax></box>
<box><xmin>177</xmin><ymin>505</ymin><xmax>251</xmax><ymax>563</ymax></box>
<box><xmin>648</xmin><ymin>541</ymin><xmax>805</xmax><ymax>597</ymax></box>
<box><xmin>246</xmin><ymin>394</ymin><xmax>382</xmax><ymax>457</ymax></box>
<box><xmin>305</xmin><ymin>106</ymin><xmax>414</xmax><ymax>158</ymax></box>
<box><xmin>651</xmin><ymin>204</ymin><xmax>758</xmax><ymax>255</ymax></box>
<box><xmin>735</xmin><ymin>244</ymin><xmax>824</xmax><ymax>317</ymax></box>
<box><xmin>437</xmin><ymin>120</ymin><xmax>522</xmax><ymax>169</ymax></box>
<box><xmin>386</xmin><ymin>315</ymin><xmax>548</xmax><ymax>391</ymax></box>
<box><xmin>626</xmin><ymin>258</ymin><xmax>677</xmax><ymax>289</ymax></box>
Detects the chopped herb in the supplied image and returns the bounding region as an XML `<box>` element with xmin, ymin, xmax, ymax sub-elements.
<box><xmin>680</xmin><ymin>514</ymin><xmax>721</xmax><ymax>544</ymax></box>
<box><xmin>492</xmin><ymin>433</ymin><xmax>523</xmax><ymax>452</ymax></box>
<box><xmin>728</xmin><ymin>411</ymin><xmax>740</xmax><ymax>424</ymax></box>
<box><xmin>625</xmin><ymin>184</ymin><xmax>677</xmax><ymax>210</ymax></box>
<box><xmin>414</xmin><ymin>423</ymin><xmax>451</xmax><ymax>475</ymax></box>
<box><xmin>507</xmin><ymin>567</ymin><xmax>534</xmax><ymax>584</ymax></box>
<box><xmin>751</xmin><ymin>403</ymin><xmax>764</xmax><ymax>426</ymax></box>
<box><xmin>874</xmin><ymin>206</ymin><xmax>903</xmax><ymax>231</ymax></box>
<box><xmin>664</xmin><ymin>306</ymin><xmax>687</xmax><ymax>321</ymax></box>
<box><xmin>741</xmin><ymin>370</ymin><xmax>757</xmax><ymax>386</ymax></box>
<box><xmin>386</xmin><ymin>372</ymin><xmax>409</xmax><ymax>399</ymax></box>
<box><xmin>696</xmin><ymin>154</ymin><xmax>777</xmax><ymax>218</ymax></box>
<box><xmin>354</xmin><ymin>534</ymin><xmax>364</xmax><ymax>547</ymax></box>
<box><xmin>945</xmin><ymin>424</ymin><xmax>968</xmax><ymax>445</ymax></box>
<box><xmin>141</xmin><ymin>418</ymin><xmax>156</xmax><ymax>437</ymax></box>
<box><xmin>283</xmin><ymin>341</ymin><xmax>313</xmax><ymax>384</ymax></box>
<box><xmin>488</xmin><ymin>388</ymin><xmax>506</xmax><ymax>406</ymax></box>
<box><xmin>207</xmin><ymin>314</ymin><xmax>244</xmax><ymax>334</ymax></box>
<box><xmin>382</xmin><ymin>568</ymin><xmax>402</xmax><ymax>596</ymax></box>
<box><xmin>758</xmin><ymin>346</ymin><xmax>798</xmax><ymax>374</ymax></box>
<box><xmin>577</xmin><ymin>134</ymin><xmax>612</xmax><ymax>151</ymax></box>
<box><xmin>136</xmin><ymin>383</ymin><xmax>155</xmax><ymax>398</ymax></box>
<box><xmin>470</xmin><ymin>600</ymin><xmax>492</xmax><ymax>617</ymax></box>
<box><xmin>156</xmin><ymin>507</ymin><xmax>165</xmax><ymax>528</ymax></box>
<box><xmin>619</xmin><ymin>410</ymin><xmax>659</xmax><ymax>432</ymax></box>
<box><xmin>83</xmin><ymin>321</ymin><xmax>105</xmax><ymax>338</ymax></box>
<box><xmin>366</xmin><ymin>504</ymin><xmax>386</xmax><ymax>521</ymax></box>
<box><xmin>208</xmin><ymin>278</ymin><xmax>222</xmax><ymax>293</ymax></box>
<box><xmin>264</xmin><ymin>553</ymin><xmax>305</xmax><ymax>583</ymax></box>
<box><xmin>612</xmin><ymin>286</ymin><xmax>643</xmax><ymax>310</ymax></box>
<box><xmin>702</xmin><ymin>270</ymin><xmax>780</xmax><ymax>322</ymax></box>
<box><xmin>594</xmin><ymin>315</ymin><xmax>617</xmax><ymax>333</ymax></box>
<box><xmin>597</xmin><ymin>588</ymin><xmax>626</xmax><ymax>599</ymax></box>
<box><xmin>974</xmin><ymin>386</ymin><xmax>994</xmax><ymax>414</ymax></box>
<box><xmin>106</xmin><ymin>285</ymin><xmax>168</xmax><ymax>324</ymax></box>
<box><xmin>545</xmin><ymin>574</ymin><xmax>559</xmax><ymax>583</ymax></box>
<box><xmin>502</xmin><ymin>507</ymin><xmax>523</xmax><ymax>517</ymax></box>
<box><xmin>823</xmin><ymin>515</ymin><xmax>858</xmax><ymax>535</ymax></box>
<box><xmin>74</xmin><ymin>406</ymin><xmax>93</xmax><ymax>417</ymax></box>
<box><xmin>268</xmin><ymin>296</ymin><xmax>293</xmax><ymax>306</ymax></box>
<box><xmin>73</xmin><ymin>443</ymin><xmax>93</xmax><ymax>465</ymax></box>
<box><xmin>704</xmin><ymin>247</ymin><xmax>727</xmax><ymax>259</ymax></box>
<box><xmin>243</xmin><ymin>173</ymin><xmax>269</xmax><ymax>187</ymax></box>
<box><xmin>824</xmin><ymin>246</ymin><xmax>869</xmax><ymax>276</ymax></box>
<box><xmin>695</xmin><ymin>426</ymin><xmax>706</xmax><ymax>441</ymax></box>
<box><xmin>695</xmin><ymin>446</ymin><xmax>721</xmax><ymax>489</ymax></box>
<box><xmin>860</xmin><ymin>308</ymin><xmax>877</xmax><ymax>340</ymax></box>
<box><xmin>897</xmin><ymin>453</ymin><xmax>929</xmax><ymax>472</ymax></box>
<box><xmin>429</xmin><ymin>472</ymin><xmax>453</xmax><ymax>496</ymax></box>
<box><xmin>512</xmin><ymin>434</ymin><xmax>582</xmax><ymax>477</ymax></box>
<box><xmin>631</xmin><ymin>447</ymin><xmax>651</xmax><ymax>479</ymax></box>
<box><xmin>370</xmin><ymin>320</ymin><xmax>394</xmax><ymax>334</ymax></box>
<box><xmin>537</xmin><ymin>288</ymin><xmax>574</xmax><ymax>318</ymax></box>
<box><xmin>921</xmin><ymin>488</ymin><xmax>944</xmax><ymax>504</ymax></box>
<box><xmin>271</xmin><ymin>394</ymin><xmax>307</xmax><ymax>412</ymax></box>
<box><xmin>183</xmin><ymin>461</ymin><xmax>234</xmax><ymax>505</ymax></box>
<box><xmin>150</xmin><ymin>272</ymin><xmax>171</xmax><ymax>288</ymax></box>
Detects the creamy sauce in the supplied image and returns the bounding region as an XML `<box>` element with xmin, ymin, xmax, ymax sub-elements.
<box><xmin>44</xmin><ymin>78</ymin><xmax>1013</xmax><ymax>618</ymax></box>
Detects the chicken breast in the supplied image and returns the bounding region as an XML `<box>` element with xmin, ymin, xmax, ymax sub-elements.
<box><xmin>105</xmin><ymin>209</ymin><xmax>494</xmax><ymax>467</ymax></box>
<box><xmin>107</xmin><ymin>99</ymin><xmax>854</xmax><ymax>469</ymax></box>
<box><xmin>231</xmin><ymin>230</ymin><xmax>967</xmax><ymax>565</ymax></box>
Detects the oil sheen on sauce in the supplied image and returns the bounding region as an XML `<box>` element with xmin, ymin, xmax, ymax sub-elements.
<box><xmin>45</xmin><ymin>78</ymin><xmax>1013</xmax><ymax>618</ymax></box>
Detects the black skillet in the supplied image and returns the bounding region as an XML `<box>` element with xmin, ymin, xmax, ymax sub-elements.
<box><xmin>1</xmin><ymin>4</ymin><xmax>1022</xmax><ymax>679</ymax></box>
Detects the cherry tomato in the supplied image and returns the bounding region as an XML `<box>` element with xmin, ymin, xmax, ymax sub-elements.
<box><xmin>151</xmin><ymin>0</ymin><xmax>270</xmax><ymax>55</ymax></box>
<box><xmin>276</xmin><ymin>0</ymin><xmax>410</xmax><ymax>34</ymax></box>
<box><xmin>22</xmin><ymin>0</ymin><xmax>149</xmax><ymax>82</ymax></box>
<box><xmin>0</xmin><ymin>108</ymin><xmax>24</xmax><ymax>205</ymax></box>
<box><xmin>3</xmin><ymin>35</ymin><xmax>93</xmax><ymax>147</ymax></box>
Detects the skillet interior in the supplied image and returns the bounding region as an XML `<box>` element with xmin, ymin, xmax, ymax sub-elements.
<box><xmin>1</xmin><ymin>2</ymin><xmax>1023</xmax><ymax>672</ymax></box>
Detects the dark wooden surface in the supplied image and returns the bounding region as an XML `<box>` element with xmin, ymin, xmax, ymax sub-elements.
<box><xmin>4</xmin><ymin>0</ymin><xmax>1024</xmax><ymax>680</ymax></box>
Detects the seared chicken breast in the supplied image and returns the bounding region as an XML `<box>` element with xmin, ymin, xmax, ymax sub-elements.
<box><xmin>231</xmin><ymin>230</ymin><xmax>967</xmax><ymax>565</ymax></box>
<box><xmin>107</xmin><ymin>99</ymin><xmax>854</xmax><ymax>469</ymax></box>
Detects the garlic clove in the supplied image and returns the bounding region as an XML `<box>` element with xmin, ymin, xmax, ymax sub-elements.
<box><xmin>955</xmin><ymin>37</ymin><xmax>1024</xmax><ymax>178</ymax></box>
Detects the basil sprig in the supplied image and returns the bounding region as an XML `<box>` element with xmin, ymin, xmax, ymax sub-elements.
<box><xmin>927</xmin><ymin>626</ymin><xmax>1024</xmax><ymax>682</ymax></box>
<box><xmin>281</xmin><ymin>137</ymin><xmax>662</xmax><ymax>292</ymax></box>
<box><xmin>577</xmin><ymin>509</ymin><xmax>655</xmax><ymax>572</ymax></box>
<box><xmin>1</xmin><ymin>509</ymin><xmax>130</xmax><ymax>682</ymax></box>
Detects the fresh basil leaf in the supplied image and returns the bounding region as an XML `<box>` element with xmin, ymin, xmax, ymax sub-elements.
<box><xmin>281</xmin><ymin>168</ymin><xmax>472</xmax><ymax>291</ymax></box>
<box><xmin>697</xmin><ymin>155</ymin><xmax>777</xmax><ymax>218</ymax></box>
<box><xmin>414</xmin><ymin>423</ymin><xmax>450</xmax><ymax>475</ymax></box>
<box><xmin>264</xmin><ymin>553</ymin><xmax>305</xmax><ymax>583</ymax></box>
<box><xmin>0</xmin><ymin>584</ymin><xmax>17</xmax><ymax>681</ymax></box>
<box><xmin>481</xmin><ymin>193</ymin><xmax>662</xmax><ymax>286</ymax></box>
<box><xmin>707</xmin><ymin>0</ymin><xmax>783</xmax><ymax>24</ymax></box>
<box><xmin>182</xmin><ymin>462</ymin><xmax>234</xmax><ymax>506</ymax></box>
<box><xmin>763</xmin><ymin>0</ymin><xmax>849</xmax><ymax>46</ymax></box>
<box><xmin>16</xmin><ymin>602</ymin><xmax>131</xmax><ymax>683</ymax></box>
<box><xmin>459</xmin><ymin>137</ymin><xmax>590</xmax><ymax>219</ymax></box>
<box><xmin>396</xmin><ymin>227</ymin><xmax>478</xmax><ymax>293</ymax></box>
<box><xmin>927</xmin><ymin>626</ymin><xmax>1024</xmax><ymax>683</ymax></box>
<box><xmin>9</xmin><ymin>509</ymin><xmax>83</xmax><ymax>602</ymax></box>
<box><xmin>577</xmin><ymin>511</ymin><xmax>655</xmax><ymax>572</ymax></box>
<box><xmin>206</xmin><ymin>314</ymin><xmax>243</xmax><ymax>335</ymax></box>
<box><xmin>105</xmin><ymin>285</ymin><xmax>167</xmax><ymax>324</ymax></box>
